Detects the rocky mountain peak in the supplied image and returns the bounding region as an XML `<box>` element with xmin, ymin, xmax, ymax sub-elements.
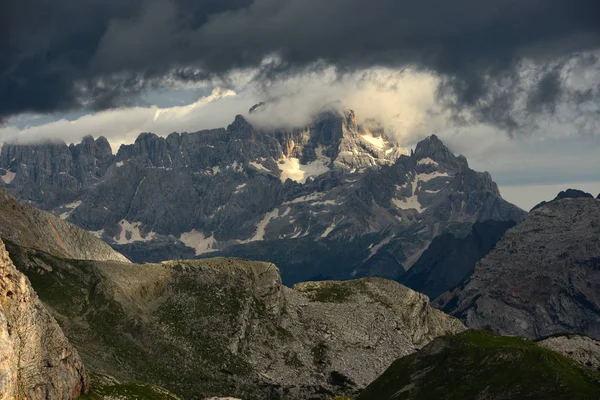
<box><xmin>532</xmin><ymin>188</ymin><xmax>595</xmax><ymax>211</ymax></box>
<box><xmin>228</xmin><ymin>114</ymin><xmax>256</xmax><ymax>137</ymax></box>
<box><xmin>414</xmin><ymin>135</ymin><xmax>458</xmax><ymax>165</ymax></box>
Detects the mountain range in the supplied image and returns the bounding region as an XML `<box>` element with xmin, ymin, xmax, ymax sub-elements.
<box><xmin>2</xmin><ymin>109</ymin><xmax>600</xmax><ymax>399</ymax></box>
<box><xmin>0</xmin><ymin>110</ymin><xmax>524</xmax><ymax>284</ymax></box>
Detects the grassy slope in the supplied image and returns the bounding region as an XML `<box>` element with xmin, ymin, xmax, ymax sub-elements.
<box><xmin>78</xmin><ymin>373</ymin><xmax>183</xmax><ymax>400</ymax></box>
<box><xmin>357</xmin><ymin>330</ymin><xmax>600</xmax><ymax>400</ymax></box>
<box><xmin>3</xmin><ymin>240</ymin><xmax>268</xmax><ymax>399</ymax></box>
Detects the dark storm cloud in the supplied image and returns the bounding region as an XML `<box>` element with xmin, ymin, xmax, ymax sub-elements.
<box><xmin>2</xmin><ymin>0</ymin><xmax>600</xmax><ymax>122</ymax></box>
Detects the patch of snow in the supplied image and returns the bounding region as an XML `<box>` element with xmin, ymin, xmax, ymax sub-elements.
<box><xmin>115</xmin><ymin>161</ymin><xmax>124</xmax><ymax>167</ymax></box>
<box><xmin>211</xmin><ymin>166</ymin><xmax>220</xmax><ymax>175</ymax></box>
<box><xmin>418</xmin><ymin>171</ymin><xmax>449</xmax><ymax>182</ymax></box>
<box><xmin>227</xmin><ymin>161</ymin><xmax>242</xmax><ymax>171</ymax></box>
<box><xmin>417</xmin><ymin>157</ymin><xmax>439</xmax><ymax>166</ymax></box>
<box><xmin>234</xmin><ymin>183</ymin><xmax>247</xmax><ymax>193</ymax></box>
<box><xmin>59</xmin><ymin>200</ymin><xmax>83</xmax><ymax>219</ymax></box>
<box><xmin>65</xmin><ymin>200</ymin><xmax>82</xmax><ymax>209</ymax></box>
<box><xmin>424</xmin><ymin>189</ymin><xmax>440</xmax><ymax>194</ymax></box>
<box><xmin>90</xmin><ymin>229</ymin><xmax>104</xmax><ymax>239</ymax></box>
<box><xmin>1</xmin><ymin>171</ymin><xmax>16</xmax><ymax>184</ymax></box>
<box><xmin>360</xmin><ymin>134</ymin><xmax>386</xmax><ymax>149</ymax></box>
<box><xmin>250</xmin><ymin>162</ymin><xmax>270</xmax><ymax>172</ymax></box>
<box><xmin>289</xmin><ymin>228</ymin><xmax>303</xmax><ymax>239</ymax></box>
<box><xmin>392</xmin><ymin>196</ymin><xmax>426</xmax><ymax>213</ymax></box>
<box><xmin>321</xmin><ymin>222</ymin><xmax>337</xmax><ymax>238</ymax></box>
<box><xmin>283</xmin><ymin>193</ymin><xmax>324</xmax><ymax>205</ymax></box>
<box><xmin>115</xmin><ymin>220</ymin><xmax>156</xmax><ymax>245</ymax></box>
<box><xmin>278</xmin><ymin>146</ymin><xmax>330</xmax><ymax>183</ymax></box>
<box><xmin>311</xmin><ymin>200</ymin><xmax>339</xmax><ymax>206</ymax></box>
<box><xmin>180</xmin><ymin>230</ymin><xmax>217</xmax><ymax>255</ymax></box>
<box><xmin>368</xmin><ymin>235</ymin><xmax>394</xmax><ymax>257</ymax></box>
<box><xmin>392</xmin><ymin>174</ymin><xmax>427</xmax><ymax>213</ymax></box>
<box><xmin>245</xmin><ymin>209</ymin><xmax>280</xmax><ymax>242</ymax></box>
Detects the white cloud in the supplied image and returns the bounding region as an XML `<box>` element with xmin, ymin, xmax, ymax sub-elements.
<box><xmin>0</xmin><ymin>59</ymin><xmax>598</xmax><ymax>209</ymax></box>
<box><xmin>245</xmin><ymin>67</ymin><xmax>442</xmax><ymax>144</ymax></box>
<box><xmin>0</xmin><ymin>88</ymin><xmax>250</xmax><ymax>152</ymax></box>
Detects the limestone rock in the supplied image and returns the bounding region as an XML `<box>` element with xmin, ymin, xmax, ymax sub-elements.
<box><xmin>538</xmin><ymin>335</ymin><xmax>600</xmax><ymax>371</ymax></box>
<box><xmin>437</xmin><ymin>197</ymin><xmax>600</xmax><ymax>339</ymax></box>
<box><xmin>0</xmin><ymin>186</ymin><xmax>128</xmax><ymax>262</ymax></box>
<box><xmin>0</xmin><ymin>238</ymin><xmax>89</xmax><ymax>399</ymax></box>
<box><xmin>400</xmin><ymin>219</ymin><xmax>516</xmax><ymax>299</ymax></box>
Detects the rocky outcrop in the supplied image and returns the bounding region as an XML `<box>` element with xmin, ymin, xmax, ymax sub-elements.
<box><xmin>538</xmin><ymin>335</ymin><xmax>600</xmax><ymax>371</ymax></box>
<box><xmin>436</xmin><ymin>197</ymin><xmax>600</xmax><ymax>339</ymax></box>
<box><xmin>399</xmin><ymin>219</ymin><xmax>516</xmax><ymax>300</ymax></box>
<box><xmin>0</xmin><ymin>187</ymin><xmax>128</xmax><ymax>262</ymax></box>
<box><xmin>356</xmin><ymin>330</ymin><xmax>600</xmax><ymax>400</ymax></box>
<box><xmin>531</xmin><ymin>188</ymin><xmax>594</xmax><ymax>211</ymax></box>
<box><xmin>0</xmin><ymin>238</ymin><xmax>89</xmax><ymax>399</ymax></box>
<box><xmin>8</xmin><ymin>241</ymin><xmax>464</xmax><ymax>400</ymax></box>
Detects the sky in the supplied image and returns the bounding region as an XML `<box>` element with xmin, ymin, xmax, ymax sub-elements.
<box><xmin>2</xmin><ymin>0</ymin><xmax>600</xmax><ymax>209</ymax></box>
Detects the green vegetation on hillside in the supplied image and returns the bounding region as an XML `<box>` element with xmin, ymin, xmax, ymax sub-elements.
<box><xmin>357</xmin><ymin>330</ymin><xmax>600</xmax><ymax>400</ymax></box>
<box><xmin>78</xmin><ymin>373</ymin><xmax>183</xmax><ymax>400</ymax></box>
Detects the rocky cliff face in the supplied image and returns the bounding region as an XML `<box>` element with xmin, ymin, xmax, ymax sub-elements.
<box><xmin>0</xmin><ymin>136</ymin><xmax>113</xmax><ymax>209</ymax></box>
<box><xmin>0</xmin><ymin>187</ymin><xmax>128</xmax><ymax>262</ymax></box>
<box><xmin>0</xmin><ymin>238</ymin><xmax>89</xmax><ymax>399</ymax></box>
<box><xmin>399</xmin><ymin>220</ymin><xmax>516</xmax><ymax>300</ymax></box>
<box><xmin>7</xmin><ymin>240</ymin><xmax>464</xmax><ymax>400</ymax></box>
<box><xmin>436</xmin><ymin>197</ymin><xmax>600</xmax><ymax>339</ymax></box>
<box><xmin>1</xmin><ymin>111</ymin><xmax>523</xmax><ymax>284</ymax></box>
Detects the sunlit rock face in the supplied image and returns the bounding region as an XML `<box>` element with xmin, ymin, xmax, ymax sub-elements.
<box><xmin>0</xmin><ymin>238</ymin><xmax>89</xmax><ymax>400</ymax></box>
<box><xmin>0</xmin><ymin>110</ymin><xmax>523</xmax><ymax>284</ymax></box>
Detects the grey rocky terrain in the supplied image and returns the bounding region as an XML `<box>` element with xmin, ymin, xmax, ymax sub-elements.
<box><xmin>0</xmin><ymin>110</ymin><xmax>523</xmax><ymax>284</ymax></box>
<box><xmin>531</xmin><ymin>188</ymin><xmax>595</xmax><ymax>211</ymax></box>
<box><xmin>0</xmin><ymin>238</ymin><xmax>89</xmax><ymax>399</ymax></box>
<box><xmin>399</xmin><ymin>219</ymin><xmax>516</xmax><ymax>299</ymax></box>
<box><xmin>436</xmin><ymin>197</ymin><xmax>600</xmax><ymax>339</ymax></box>
<box><xmin>6</xmin><ymin>240</ymin><xmax>464</xmax><ymax>399</ymax></box>
<box><xmin>0</xmin><ymin>186</ymin><xmax>128</xmax><ymax>262</ymax></box>
<box><xmin>538</xmin><ymin>335</ymin><xmax>600</xmax><ymax>371</ymax></box>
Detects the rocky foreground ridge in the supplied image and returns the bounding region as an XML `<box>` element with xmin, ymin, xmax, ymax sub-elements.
<box><xmin>0</xmin><ymin>111</ymin><xmax>523</xmax><ymax>284</ymax></box>
<box><xmin>356</xmin><ymin>330</ymin><xmax>600</xmax><ymax>400</ymax></box>
<box><xmin>0</xmin><ymin>187</ymin><xmax>128</xmax><ymax>262</ymax></box>
<box><xmin>0</xmin><ymin>238</ymin><xmax>89</xmax><ymax>399</ymax></box>
<box><xmin>7</xmin><ymin>240</ymin><xmax>464</xmax><ymax>399</ymax></box>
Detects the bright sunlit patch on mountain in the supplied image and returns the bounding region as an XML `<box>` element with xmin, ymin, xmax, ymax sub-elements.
<box><xmin>115</xmin><ymin>220</ymin><xmax>155</xmax><ymax>244</ymax></box>
<box><xmin>360</xmin><ymin>134</ymin><xmax>386</xmax><ymax>149</ymax></box>
<box><xmin>179</xmin><ymin>230</ymin><xmax>217</xmax><ymax>255</ymax></box>
<box><xmin>278</xmin><ymin>147</ymin><xmax>331</xmax><ymax>183</ymax></box>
